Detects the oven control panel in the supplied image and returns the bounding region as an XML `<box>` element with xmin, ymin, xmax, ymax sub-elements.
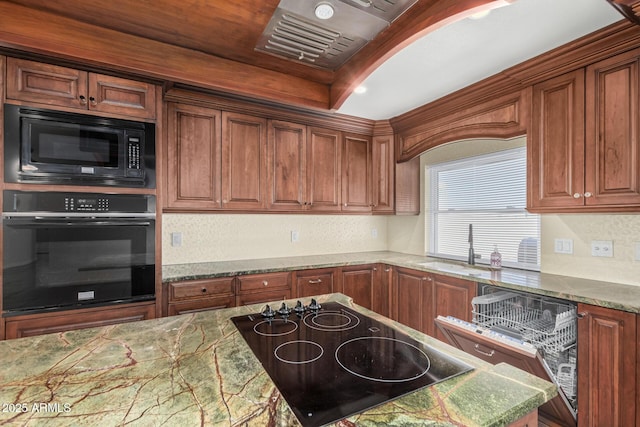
<box><xmin>65</xmin><ymin>197</ymin><xmax>110</xmax><ymax>212</ymax></box>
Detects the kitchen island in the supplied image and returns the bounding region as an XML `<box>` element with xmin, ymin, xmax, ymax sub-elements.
<box><xmin>0</xmin><ymin>294</ymin><xmax>555</xmax><ymax>426</ymax></box>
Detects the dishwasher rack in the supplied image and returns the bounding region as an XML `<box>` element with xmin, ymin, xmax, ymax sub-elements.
<box><xmin>472</xmin><ymin>286</ymin><xmax>578</xmax><ymax>407</ymax></box>
<box><xmin>472</xmin><ymin>290</ymin><xmax>577</xmax><ymax>353</ymax></box>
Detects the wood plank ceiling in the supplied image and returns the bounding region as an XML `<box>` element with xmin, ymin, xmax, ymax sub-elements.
<box><xmin>0</xmin><ymin>0</ymin><xmax>621</xmax><ymax>112</ymax></box>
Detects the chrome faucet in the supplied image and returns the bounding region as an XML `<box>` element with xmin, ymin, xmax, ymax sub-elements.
<box><xmin>468</xmin><ymin>224</ymin><xmax>475</xmax><ymax>265</ymax></box>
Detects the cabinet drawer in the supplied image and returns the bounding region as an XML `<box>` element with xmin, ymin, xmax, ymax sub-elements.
<box><xmin>236</xmin><ymin>289</ymin><xmax>292</xmax><ymax>307</ymax></box>
<box><xmin>237</xmin><ymin>272</ymin><xmax>291</xmax><ymax>294</ymax></box>
<box><xmin>168</xmin><ymin>296</ymin><xmax>235</xmax><ymax>316</ymax></box>
<box><xmin>169</xmin><ymin>277</ymin><xmax>235</xmax><ymax>302</ymax></box>
<box><xmin>296</xmin><ymin>269</ymin><xmax>335</xmax><ymax>298</ymax></box>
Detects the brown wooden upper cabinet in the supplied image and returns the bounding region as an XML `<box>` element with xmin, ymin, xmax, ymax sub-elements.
<box><xmin>342</xmin><ymin>133</ymin><xmax>371</xmax><ymax>212</ymax></box>
<box><xmin>529</xmin><ymin>48</ymin><xmax>640</xmax><ymax>212</ymax></box>
<box><xmin>371</xmin><ymin>135</ymin><xmax>395</xmax><ymax>214</ymax></box>
<box><xmin>221</xmin><ymin>112</ymin><xmax>268</xmax><ymax>210</ymax></box>
<box><xmin>6</xmin><ymin>58</ymin><xmax>156</xmax><ymax>120</ymax></box>
<box><xmin>166</xmin><ymin>103</ymin><xmax>222</xmax><ymax>209</ymax></box>
<box><xmin>268</xmin><ymin>120</ymin><xmax>308</xmax><ymax>211</ymax></box>
<box><xmin>306</xmin><ymin>126</ymin><xmax>343</xmax><ymax>212</ymax></box>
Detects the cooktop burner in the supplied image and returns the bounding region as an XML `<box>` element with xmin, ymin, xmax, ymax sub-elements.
<box><xmin>231</xmin><ymin>301</ymin><xmax>473</xmax><ymax>427</ymax></box>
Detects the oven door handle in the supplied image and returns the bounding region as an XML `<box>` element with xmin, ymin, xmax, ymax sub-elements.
<box><xmin>2</xmin><ymin>216</ymin><xmax>153</xmax><ymax>227</ymax></box>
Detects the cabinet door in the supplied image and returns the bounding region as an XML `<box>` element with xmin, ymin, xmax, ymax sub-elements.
<box><xmin>392</xmin><ymin>267</ymin><xmax>431</xmax><ymax>333</ymax></box>
<box><xmin>395</xmin><ymin>157</ymin><xmax>420</xmax><ymax>215</ymax></box>
<box><xmin>88</xmin><ymin>73</ymin><xmax>156</xmax><ymax>119</ymax></box>
<box><xmin>342</xmin><ymin>133</ymin><xmax>371</xmax><ymax>212</ymax></box>
<box><xmin>338</xmin><ymin>264</ymin><xmax>377</xmax><ymax>311</ymax></box>
<box><xmin>577</xmin><ymin>303</ymin><xmax>636</xmax><ymax>427</ymax></box>
<box><xmin>585</xmin><ymin>49</ymin><xmax>640</xmax><ymax>206</ymax></box>
<box><xmin>267</xmin><ymin>120</ymin><xmax>307</xmax><ymax>211</ymax></box>
<box><xmin>372</xmin><ymin>135</ymin><xmax>395</xmax><ymax>213</ymax></box>
<box><xmin>306</xmin><ymin>127</ymin><xmax>341</xmax><ymax>212</ymax></box>
<box><xmin>165</xmin><ymin>103</ymin><xmax>222</xmax><ymax>209</ymax></box>
<box><xmin>431</xmin><ymin>273</ymin><xmax>476</xmax><ymax>341</ymax></box>
<box><xmin>6</xmin><ymin>57</ymin><xmax>88</xmax><ymax>109</ymax></box>
<box><xmin>295</xmin><ymin>268</ymin><xmax>335</xmax><ymax>298</ymax></box>
<box><xmin>221</xmin><ymin>112</ymin><xmax>268</xmax><ymax>210</ymax></box>
<box><xmin>529</xmin><ymin>69</ymin><xmax>585</xmax><ymax>210</ymax></box>
<box><xmin>374</xmin><ymin>265</ymin><xmax>392</xmax><ymax>318</ymax></box>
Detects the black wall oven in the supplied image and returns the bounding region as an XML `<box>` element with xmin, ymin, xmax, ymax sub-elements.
<box><xmin>2</xmin><ymin>190</ymin><xmax>156</xmax><ymax>315</ymax></box>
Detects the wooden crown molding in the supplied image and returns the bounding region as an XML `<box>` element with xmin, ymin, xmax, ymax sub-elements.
<box><xmin>606</xmin><ymin>0</ymin><xmax>640</xmax><ymax>25</ymax></box>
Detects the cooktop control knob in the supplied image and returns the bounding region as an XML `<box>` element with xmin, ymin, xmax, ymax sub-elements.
<box><xmin>308</xmin><ymin>298</ymin><xmax>321</xmax><ymax>311</ymax></box>
<box><xmin>277</xmin><ymin>302</ymin><xmax>292</xmax><ymax>316</ymax></box>
<box><xmin>293</xmin><ymin>300</ymin><xmax>306</xmax><ymax>314</ymax></box>
<box><xmin>261</xmin><ymin>304</ymin><xmax>276</xmax><ymax>318</ymax></box>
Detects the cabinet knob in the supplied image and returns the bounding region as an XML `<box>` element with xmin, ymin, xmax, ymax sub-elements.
<box><xmin>576</xmin><ymin>312</ymin><xmax>588</xmax><ymax>319</ymax></box>
<box><xmin>344</xmin><ymin>203</ymin><xmax>348</xmax><ymax>207</ymax></box>
<box><xmin>573</xmin><ymin>193</ymin><xmax>581</xmax><ymax>199</ymax></box>
<box><xmin>89</xmin><ymin>96</ymin><xmax>97</xmax><ymax>106</ymax></box>
<box><xmin>308</xmin><ymin>279</ymin><xmax>322</xmax><ymax>284</ymax></box>
<box><xmin>262</xmin><ymin>280</ymin><xmax>268</xmax><ymax>286</ymax></box>
<box><xmin>201</xmin><ymin>287</ymin><xmax>207</xmax><ymax>293</ymax></box>
<box><xmin>373</xmin><ymin>267</ymin><xmax>377</xmax><ymax>271</ymax></box>
<box><xmin>79</xmin><ymin>95</ymin><xmax>87</xmax><ymax>105</ymax></box>
<box><xmin>384</xmin><ymin>268</ymin><xmax>391</xmax><ymax>272</ymax></box>
<box><xmin>584</xmin><ymin>192</ymin><xmax>592</xmax><ymax>198</ymax></box>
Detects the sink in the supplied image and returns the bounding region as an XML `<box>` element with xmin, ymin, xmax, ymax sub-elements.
<box><xmin>416</xmin><ymin>261</ymin><xmax>489</xmax><ymax>277</ymax></box>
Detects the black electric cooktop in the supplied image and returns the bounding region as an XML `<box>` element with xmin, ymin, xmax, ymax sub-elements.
<box><xmin>231</xmin><ymin>301</ymin><xmax>473</xmax><ymax>427</ymax></box>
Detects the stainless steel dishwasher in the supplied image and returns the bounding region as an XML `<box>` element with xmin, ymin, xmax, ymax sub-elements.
<box><xmin>436</xmin><ymin>284</ymin><xmax>577</xmax><ymax>427</ymax></box>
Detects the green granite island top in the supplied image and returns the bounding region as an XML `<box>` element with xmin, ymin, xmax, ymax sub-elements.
<box><xmin>162</xmin><ymin>250</ymin><xmax>640</xmax><ymax>313</ymax></box>
<box><xmin>0</xmin><ymin>294</ymin><xmax>555</xmax><ymax>426</ymax></box>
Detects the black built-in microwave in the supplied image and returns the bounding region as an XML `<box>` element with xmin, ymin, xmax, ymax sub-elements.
<box><xmin>3</xmin><ymin>104</ymin><xmax>155</xmax><ymax>188</ymax></box>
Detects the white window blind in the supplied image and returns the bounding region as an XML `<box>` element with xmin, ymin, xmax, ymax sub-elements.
<box><xmin>428</xmin><ymin>147</ymin><xmax>540</xmax><ymax>270</ymax></box>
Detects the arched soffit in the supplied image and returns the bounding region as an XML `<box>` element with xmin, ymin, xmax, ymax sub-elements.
<box><xmin>329</xmin><ymin>0</ymin><xmax>507</xmax><ymax>110</ymax></box>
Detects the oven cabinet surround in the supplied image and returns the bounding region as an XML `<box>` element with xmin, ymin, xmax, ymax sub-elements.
<box><xmin>6</xmin><ymin>57</ymin><xmax>156</xmax><ymax>120</ymax></box>
<box><xmin>577</xmin><ymin>303</ymin><xmax>637</xmax><ymax>427</ymax></box>
<box><xmin>164</xmin><ymin>93</ymin><xmax>393</xmax><ymax>214</ymax></box>
<box><xmin>391</xmin><ymin>266</ymin><xmax>476</xmax><ymax>340</ymax></box>
<box><xmin>0</xmin><ymin>293</ymin><xmax>555</xmax><ymax>426</ymax></box>
<box><xmin>3</xmin><ymin>302</ymin><xmax>155</xmax><ymax>340</ymax></box>
<box><xmin>529</xmin><ymin>48</ymin><xmax>640</xmax><ymax>212</ymax></box>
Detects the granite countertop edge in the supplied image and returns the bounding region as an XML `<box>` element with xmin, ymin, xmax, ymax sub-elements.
<box><xmin>162</xmin><ymin>251</ymin><xmax>640</xmax><ymax>314</ymax></box>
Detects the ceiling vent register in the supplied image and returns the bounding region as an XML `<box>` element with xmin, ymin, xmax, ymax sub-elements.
<box><xmin>256</xmin><ymin>0</ymin><xmax>418</xmax><ymax>70</ymax></box>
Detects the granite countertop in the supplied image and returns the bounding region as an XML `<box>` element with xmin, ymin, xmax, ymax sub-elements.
<box><xmin>163</xmin><ymin>251</ymin><xmax>640</xmax><ymax>314</ymax></box>
<box><xmin>0</xmin><ymin>294</ymin><xmax>555</xmax><ymax>426</ymax></box>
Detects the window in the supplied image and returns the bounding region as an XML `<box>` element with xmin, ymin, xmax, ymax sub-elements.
<box><xmin>427</xmin><ymin>147</ymin><xmax>540</xmax><ymax>270</ymax></box>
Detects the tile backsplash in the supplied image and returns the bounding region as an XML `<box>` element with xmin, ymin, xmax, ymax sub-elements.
<box><xmin>162</xmin><ymin>214</ymin><xmax>388</xmax><ymax>264</ymax></box>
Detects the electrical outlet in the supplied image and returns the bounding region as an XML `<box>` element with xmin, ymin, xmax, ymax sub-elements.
<box><xmin>554</xmin><ymin>238</ymin><xmax>573</xmax><ymax>254</ymax></box>
<box><xmin>371</xmin><ymin>228</ymin><xmax>378</xmax><ymax>238</ymax></box>
<box><xmin>171</xmin><ymin>232</ymin><xmax>182</xmax><ymax>247</ymax></box>
<box><xmin>591</xmin><ymin>240</ymin><xmax>613</xmax><ymax>257</ymax></box>
<box><xmin>291</xmin><ymin>230</ymin><xmax>299</xmax><ymax>243</ymax></box>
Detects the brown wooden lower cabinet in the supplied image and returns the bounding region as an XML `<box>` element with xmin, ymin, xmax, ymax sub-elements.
<box><xmin>236</xmin><ymin>272</ymin><xmax>292</xmax><ymax>307</ymax></box>
<box><xmin>577</xmin><ymin>303</ymin><xmax>637</xmax><ymax>427</ymax></box>
<box><xmin>337</xmin><ymin>264</ymin><xmax>377</xmax><ymax>312</ymax></box>
<box><xmin>4</xmin><ymin>302</ymin><xmax>156</xmax><ymax>339</ymax></box>
<box><xmin>392</xmin><ymin>267</ymin><xmax>432</xmax><ymax>333</ymax></box>
<box><xmin>166</xmin><ymin>277</ymin><xmax>235</xmax><ymax>316</ymax></box>
<box><xmin>431</xmin><ymin>273</ymin><xmax>476</xmax><ymax>342</ymax></box>
<box><xmin>295</xmin><ymin>268</ymin><xmax>335</xmax><ymax>298</ymax></box>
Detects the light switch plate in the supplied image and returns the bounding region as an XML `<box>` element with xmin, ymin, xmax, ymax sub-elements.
<box><xmin>291</xmin><ymin>230</ymin><xmax>300</xmax><ymax>242</ymax></box>
<box><xmin>171</xmin><ymin>232</ymin><xmax>183</xmax><ymax>247</ymax></box>
<box><xmin>591</xmin><ymin>240</ymin><xmax>613</xmax><ymax>257</ymax></box>
<box><xmin>554</xmin><ymin>238</ymin><xmax>573</xmax><ymax>254</ymax></box>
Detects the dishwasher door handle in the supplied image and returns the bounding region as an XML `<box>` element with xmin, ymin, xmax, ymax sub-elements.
<box><xmin>473</xmin><ymin>343</ymin><xmax>495</xmax><ymax>357</ymax></box>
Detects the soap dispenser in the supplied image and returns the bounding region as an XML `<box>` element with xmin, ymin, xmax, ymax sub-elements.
<box><xmin>490</xmin><ymin>245</ymin><xmax>502</xmax><ymax>269</ymax></box>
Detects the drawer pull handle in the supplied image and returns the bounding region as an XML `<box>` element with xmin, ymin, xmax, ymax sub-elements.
<box><xmin>201</xmin><ymin>288</ymin><xmax>207</xmax><ymax>293</ymax></box>
<box><xmin>262</xmin><ymin>280</ymin><xmax>268</xmax><ymax>286</ymax></box>
<box><xmin>474</xmin><ymin>344</ymin><xmax>495</xmax><ymax>357</ymax></box>
<box><xmin>308</xmin><ymin>279</ymin><xmax>322</xmax><ymax>284</ymax></box>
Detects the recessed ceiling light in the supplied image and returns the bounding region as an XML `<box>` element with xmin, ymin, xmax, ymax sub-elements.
<box><xmin>314</xmin><ymin>3</ymin><xmax>335</xmax><ymax>20</ymax></box>
<box><xmin>354</xmin><ymin>85</ymin><xmax>367</xmax><ymax>94</ymax></box>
